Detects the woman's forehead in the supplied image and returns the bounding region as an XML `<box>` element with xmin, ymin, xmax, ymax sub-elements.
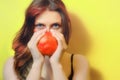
<box><xmin>35</xmin><ymin>10</ymin><xmax>61</xmax><ymax>24</ymax></box>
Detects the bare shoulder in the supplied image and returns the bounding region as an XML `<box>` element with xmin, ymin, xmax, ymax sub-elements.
<box><xmin>4</xmin><ymin>57</ymin><xmax>15</xmax><ymax>71</ymax></box>
<box><xmin>73</xmin><ymin>54</ymin><xmax>89</xmax><ymax>72</ymax></box>
<box><xmin>4</xmin><ymin>56</ymin><xmax>14</xmax><ymax>65</ymax></box>
<box><xmin>72</xmin><ymin>54</ymin><xmax>90</xmax><ymax>80</ymax></box>
<box><xmin>73</xmin><ymin>54</ymin><xmax>89</xmax><ymax>65</ymax></box>
<box><xmin>3</xmin><ymin>56</ymin><xmax>18</xmax><ymax>80</ymax></box>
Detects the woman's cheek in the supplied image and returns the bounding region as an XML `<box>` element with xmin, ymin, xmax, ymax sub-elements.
<box><xmin>33</xmin><ymin>28</ymin><xmax>37</xmax><ymax>32</ymax></box>
<box><xmin>50</xmin><ymin>28</ymin><xmax>63</xmax><ymax>33</ymax></box>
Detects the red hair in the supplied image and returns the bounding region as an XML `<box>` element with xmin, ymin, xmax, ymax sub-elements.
<box><xmin>13</xmin><ymin>0</ymin><xmax>71</xmax><ymax>79</ymax></box>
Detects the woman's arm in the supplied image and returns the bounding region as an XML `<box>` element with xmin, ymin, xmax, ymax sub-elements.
<box><xmin>72</xmin><ymin>54</ymin><xmax>90</xmax><ymax>80</ymax></box>
<box><xmin>26</xmin><ymin>60</ymin><xmax>43</xmax><ymax>80</ymax></box>
<box><xmin>26</xmin><ymin>30</ymin><xmax>45</xmax><ymax>80</ymax></box>
<box><xmin>50</xmin><ymin>31</ymin><xmax>68</xmax><ymax>80</ymax></box>
<box><xmin>50</xmin><ymin>60</ymin><xmax>68</xmax><ymax>80</ymax></box>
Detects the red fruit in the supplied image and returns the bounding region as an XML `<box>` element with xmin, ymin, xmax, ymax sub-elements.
<box><xmin>37</xmin><ymin>32</ymin><xmax>58</xmax><ymax>56</ymax></box>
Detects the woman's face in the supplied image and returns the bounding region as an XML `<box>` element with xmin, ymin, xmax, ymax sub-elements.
<box><xmin>34</xmin><ymin>10</ymin><xmax>62</xmax><ymax>33</ymax></box>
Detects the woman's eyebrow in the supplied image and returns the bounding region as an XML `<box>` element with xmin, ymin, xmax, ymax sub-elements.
<box><xmin>34</xmin><ymin>22</ymin><xmax>45</xmax><ymax>25</ymax></box>
<box><xmin>51</xmin><ymin>22</ymin><xmax>62</xmax><ymax>26</ymax></box>
<box><xmin>35</xmin><ymin>21</ymin><xmax>62</xmax><ymax>25</ymax></box>
<box><xmin>53</xmin><ymin>21</ymin><xmax>61</xmax><ymax>24</ymax></box>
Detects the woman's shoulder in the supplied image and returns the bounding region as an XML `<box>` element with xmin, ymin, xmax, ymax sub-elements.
<box><xmin>72</xmin><ymin>53</ymin><xmax>90</xmax><ymax>79</ymax></box>
<box><xmin>73</xmin><ymin>54</ymin><xmax>88</xmax><ymax>63</ymax></box>
<box><xmin>63</xmin><ymin>52</ymin><xmax>89</xmax><ymax>69</ymax></box>
<box><xmin>3</xmin><ymin>56</ymin><xmax>14</xmax><ymax>73</ymax></box>
<box><xmin>72</xmin><ymin>53</ymin><xmax>89</xmax><ymax>67</ymax></box>
<box><xmin>3</xmin><ymin>56</ymin><xmax>18</xmax><ymax>80</ymax></box>
<box><xmin>4</xmin><ymin>56</ymin><xmax>14</xmax><ymax>67</ymax></box>
<box><xmin>65</xmin><ymin>52</ymin><xmax>88</xmax><ymax>63</ymax></box>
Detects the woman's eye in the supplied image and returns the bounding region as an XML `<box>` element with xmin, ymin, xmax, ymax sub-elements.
<box><xmin>52</xmin><ymin>23</ymin><xmax>61</xmax><ymax>29</ymax></box>
<box><xmin>35</xmin><ymin>23</ymin><xmax>45</xmax><ymax>29</ymax></box>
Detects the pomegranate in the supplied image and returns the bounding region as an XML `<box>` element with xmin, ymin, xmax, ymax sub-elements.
<box><xmin>37</xmin><ymin>32</ymin><xmax>58</xmax><ymax>56</ymax></box>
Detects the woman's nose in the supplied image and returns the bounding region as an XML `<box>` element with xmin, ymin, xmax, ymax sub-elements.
<box><xmin>46</xmin><ymin>26</ymin><xmax>50</xmax><ymax>32</ymax></box>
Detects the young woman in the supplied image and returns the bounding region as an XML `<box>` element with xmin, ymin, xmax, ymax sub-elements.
<box><xmin>3</xmin><ymin>0</ymin><xmax>89</xmax><ymax>80</ymax></box>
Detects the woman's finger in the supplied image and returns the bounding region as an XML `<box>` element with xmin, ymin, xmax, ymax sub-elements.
<box><xmin>51</xmin><ymin>30</ymin><xmax>67</xmax><ymax>49</ymax></box>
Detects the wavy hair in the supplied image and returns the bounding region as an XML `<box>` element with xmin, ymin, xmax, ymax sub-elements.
<box><xmin>12</xmin><ymin>0</ymin><xmax>71</xmax><ymax>79</ymax></box>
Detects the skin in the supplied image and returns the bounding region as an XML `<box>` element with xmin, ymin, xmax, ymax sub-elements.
<box><xmin>3</xmin><ymin>10</ymin><xmax>90</xmax><ymax>80</ymax></box>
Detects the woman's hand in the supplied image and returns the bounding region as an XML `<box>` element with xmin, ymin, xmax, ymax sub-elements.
<box><xmin>50</xmin><ymin>30</ymin><xmax>68</xmax><ymax>63</ymax></box>
<box><xmin>27</xmin><ymin>30</ymin><xmax>46</xmax><ymax>62</ymax></box>
<box><xmin>49</xmin><ymin>30</ymin><xmax>68</xmax><ymax>80</ymax></box>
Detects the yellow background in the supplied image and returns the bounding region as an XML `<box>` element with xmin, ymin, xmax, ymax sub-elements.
<box><xmin>0</xmin><ymin>0</ymin><xmax>120</xmax><ymax>80</ymax></box>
